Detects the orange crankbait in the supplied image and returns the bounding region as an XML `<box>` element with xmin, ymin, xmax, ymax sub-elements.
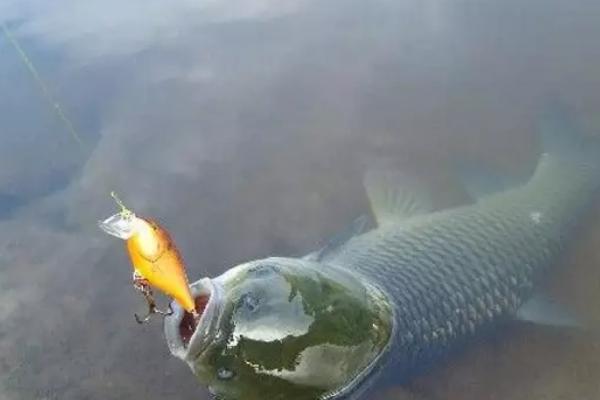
<box><xmin>99</xmin><ymin>193</ymin><xmax>197</xmax><ymax>323</ymax></box>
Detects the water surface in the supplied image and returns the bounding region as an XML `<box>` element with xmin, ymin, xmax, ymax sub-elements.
<box><xmin>1</xmin><ymin>1</ymin><xmax>600</xmax><ymax>399</ymax></box>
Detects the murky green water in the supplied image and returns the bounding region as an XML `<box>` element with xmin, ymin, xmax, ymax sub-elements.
<box><xmin>1</xmin><ymin>1</ymin><xmax>600</xmax><ymax>399</ymax></box>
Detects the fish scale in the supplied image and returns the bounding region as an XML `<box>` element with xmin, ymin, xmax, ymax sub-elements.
<box><xmin>331</xmin><ymin>155</ymin><xmax>599</xmax><ymax>376</ymax></box>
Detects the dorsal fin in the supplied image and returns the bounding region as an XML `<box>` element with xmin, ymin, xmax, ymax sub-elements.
<box><xmin>304</xmin><ymin>215</ymin><xmax>371</xmax><ymax>262</ymax></box>
<box><xmin>364</xmin><ymin>168</ymin><xmax>434</xmax><ymax>226</ymax></box>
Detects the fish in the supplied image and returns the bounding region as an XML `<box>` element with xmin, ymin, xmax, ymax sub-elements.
<box><xmin>99</xmin><ymin>194</ymin><xmax>197</xmax><ymax>321</ymax></box>
<box><xmin>161</xmin><ymin>106</ymin><xmax>600</xmax><ymax>400</ymax></box>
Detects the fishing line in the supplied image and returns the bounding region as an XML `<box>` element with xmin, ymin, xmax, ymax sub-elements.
<box><xmin>3</xmin><ymin>23</ymin><xmax>165</xmax><ymax>323</ymax></box>
<box><xmin>1</xmin><ymin>22</ymin><xmax>86</xmax><ymax>151</ymax></box>
<box><xmin>1</xmin><ymin>22</ymin><xmax>119</xmax><ymax>231</ymax></box>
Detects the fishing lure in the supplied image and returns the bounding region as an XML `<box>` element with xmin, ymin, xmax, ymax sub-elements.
<box><xmin>99</xmin><ymin>193</ymin><xmax>198</xmax><ymax>323</ymax></box>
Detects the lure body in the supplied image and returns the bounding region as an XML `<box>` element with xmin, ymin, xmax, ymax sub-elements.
<box><xmin>99</xmin><ymin>199</ymin><xmax>196</xmax><ymax>316</ymax></box>
<box><xmin>125</xmin><ymin>217</ymin><xmax>196</xmax><ymax>313</ymax></box>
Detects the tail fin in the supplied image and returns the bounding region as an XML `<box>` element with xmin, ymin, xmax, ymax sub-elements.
<box><xmin>538</xmin><ymin>101</ymin><xmax>600</xmax><ymax>171</ymax></box>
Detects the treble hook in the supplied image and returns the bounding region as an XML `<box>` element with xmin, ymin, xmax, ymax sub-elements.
<box><xmin>133</xmin><ymin>273</ymin><xmax>173</xmax><ymax>324</ymax></box>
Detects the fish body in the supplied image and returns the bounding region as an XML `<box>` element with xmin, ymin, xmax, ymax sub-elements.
<box><xmin>332</xmin><ymin>158</ymin><xmax>592</xmax><ymax>377</ymax></box>
<box><xmin>163</xmin><ymin>108</ymin><xmax>600</xmax><ymax>399</ymax></box>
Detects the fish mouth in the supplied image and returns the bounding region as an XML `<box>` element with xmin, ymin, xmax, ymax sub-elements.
<box><xmin>164</xmin><ymin>278</ymin><xmax>225</xmax><ymax>362</ymax></box>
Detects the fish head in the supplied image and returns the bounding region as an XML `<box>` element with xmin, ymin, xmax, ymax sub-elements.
<box><xmin>164</xmin><ymin>257</ymin><xmax>393</xmax><ymax>400</ymax></box>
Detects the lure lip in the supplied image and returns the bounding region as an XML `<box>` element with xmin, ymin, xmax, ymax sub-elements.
<box><xmin>164</xmin><ymin>278</ymin><xmax>225</xmax><ymax>363</ymax></box>
<box><xmin>98</xmin><ymin>212</ymin><xmax>138</xmax><ymax>240</ymax></box>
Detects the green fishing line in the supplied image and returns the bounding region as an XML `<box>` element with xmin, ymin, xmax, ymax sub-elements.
<box><xmin>1</xmin><ymin>22</ymin><xmax>86</xmax><ymax>150</ymax></box>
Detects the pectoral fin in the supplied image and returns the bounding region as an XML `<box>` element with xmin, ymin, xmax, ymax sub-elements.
<box><xmin>516</xmin><ymin>293</ymin><xmax>582</xmax><ymax>329</ymax></box>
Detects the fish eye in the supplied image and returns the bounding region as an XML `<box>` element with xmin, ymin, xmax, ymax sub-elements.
<box><xmin>238</xmin><ymin>293</ymin><xmax>260</xmax><ymax>313</ymax></box>
<box><xmin>217</xmin><ymin>367</ymin><xmax>235</xmax><ymax>381</ymax></box>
